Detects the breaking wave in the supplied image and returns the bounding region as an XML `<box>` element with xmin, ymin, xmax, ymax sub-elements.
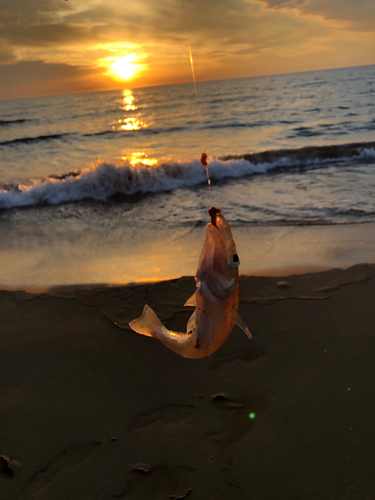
<box><xmin>0</xmin><ymin>142</ymin><xmax>374</xmax><ymax>210</ymax></box>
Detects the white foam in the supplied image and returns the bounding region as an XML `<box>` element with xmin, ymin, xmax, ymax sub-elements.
<box><xmin>0</xmin><ymin>158</ymin><xmax>278</xmax><ymax>209</ymax></box>
<box><xmin>359</xmin><ymin>148</ymin><xmax>375</xmax><ymax>160</ymax></box>
<box><xmin>0</xmin><ymin>149</ymin><xmax>374</xmax><ymax>210</ymax></box>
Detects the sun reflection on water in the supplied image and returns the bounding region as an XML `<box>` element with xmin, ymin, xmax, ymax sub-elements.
<box><xmin>122</xmin><ymin>89</ymin><xmax>137</xmax><ymax>111</ymax></box>
<box><xmin>113</xmin><ymin>89</ymin><xmax>145</xmax><ymax>131</ymax></box>
<box><xmin>122</xmin><ymin>152</ymin><xmax>158</xmax><ymax>166</ymax></box>
<box><xmin>117</xmin><ymin>117</ymin><xmax>144</xmax><ymax>130</ymax></box>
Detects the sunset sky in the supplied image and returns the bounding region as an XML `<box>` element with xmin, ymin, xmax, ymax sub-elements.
<box><xmin>0</xmin><ymin>0</ymin><xmax>374</xmax><ymax>100</ymax></box>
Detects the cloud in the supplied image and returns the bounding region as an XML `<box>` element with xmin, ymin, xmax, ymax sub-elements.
<box><xmin>0</xmin><ymin>0</ymin><xmax>186</xmax><ymax>48</ymax></box>
<box><xmin>0</xmin><ymin>0</ymin><xmax>374</xmax><ymax>99</ymax></box>
<box><xmin>0</xmin><ymin>60</ymin><xmax>109</xmax><ymax>99</ymax></box>
<box><xmin>258</xmin><ymin>0</ymin><xmax>375</xmax><ymax>30</ymax></box>
<box><xmin>1</xmin><ymin>0</ymin><xmax>373</xmax><ymax>60</ymax></box>
<box><xmin>0</xmin><ymin>46</ymin><xmax>16</xmax><ymax>65</ymax></box>
<box><xmin>1</xmin><ymin>23</ymin><xmax>99</xmax><ymax>48</ymax></box>
<box><xmin>0</xmin><ymin>60</ymin><xmax>105</xmax><ymax>86</ymax></box>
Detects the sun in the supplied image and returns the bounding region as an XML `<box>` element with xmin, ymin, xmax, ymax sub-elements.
<box><xmin>111</xmin><ymin>58</ymin><xmax>137</xmax><ymax>80</ymax></box>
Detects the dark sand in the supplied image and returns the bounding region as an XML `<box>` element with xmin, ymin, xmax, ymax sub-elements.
<box><xmin>1</xmin><ymin>264</ymin><xmax>375</xmax><ymax>499</ymax></box>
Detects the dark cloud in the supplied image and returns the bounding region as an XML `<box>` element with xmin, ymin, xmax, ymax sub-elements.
<box><xmin>0</xmin><ymin>0</ymin><xmax>267</xmax><ymax>50</ymax></box>
<box><xmin>0</xmin><ymin>0</ymin><xmax>187</xmax><ymax>48</ymax></box>
<box><xmin>308</xmin><ymin>0</ymin><xmax>375</xmax><ymax>29</ymax></box>
<box><xmin>0</xmin><ymin>3</ymin><xmax>126</xmax><ymax>47</ymax></box>
<box><xmin>234</xmin><ymin>47</ymin><xmax>261</xmax><ymax>55</ymax></box>
<box><xmin>257</xmin><ymin>0</ymin><xmax>304</xmax><ymax>8</ymax></box>
<box><xmin>0</xmin><ymin>46</ymin><xmax>16</xmax><ymax>65</ymax></box>
<box><xmin>258</xmin><ymin>0</ymin><xmax>375</xmax><ymax>29</ymax></box>
<box><xmin>0</xmin><ymin>0</ymin><xmax>63</xmax><ymax>21</ymax></box>
<box><xmin>1</xmin><ymin>23</ymin><xmax>98</xmax><ymax>48</ymax></box>
<box><xmin>182</xmin><ymin>0</ymin><xmax>256</xmax><ymax>35</ymax></box>
<box><xmin>0</xmin><ymin>0</ymin><xmax>373</xmax><ymax>99</ymax></box>
<box><xmin>0</xmin><ymin>60</ymin><xmax>99</xmax><ymax>85</ymax></box>
<box><xmin>0</xmin><ymin>60</ymin><xmax>108</xmax><ymax>99</ymax></box>
<box><xmin>1</xmin><ymin>0</ymin><xmax>374</xmax><ymax>56</ymax></box>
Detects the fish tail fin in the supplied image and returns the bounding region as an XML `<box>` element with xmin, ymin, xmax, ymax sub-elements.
<box><xmin>129</xmin><ymin>305</ymin><xmax>164</xmax><ymax>337</ymax></box>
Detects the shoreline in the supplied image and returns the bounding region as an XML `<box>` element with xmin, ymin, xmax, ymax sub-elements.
<box><xmin>1</xmin><ymin>222</ymin><xmax>375</xmax><ymax>289</ymax></box>
<box><xmin>0</xmin><ymin>264</ymin><xmax>335</xmax><ymax>293</ymax></box>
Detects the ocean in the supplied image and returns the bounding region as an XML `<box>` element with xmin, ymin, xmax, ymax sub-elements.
<box><xmin>0</xmin><ymin>65</ymin><xmax>374</xmax><ymax>286</ymax></box>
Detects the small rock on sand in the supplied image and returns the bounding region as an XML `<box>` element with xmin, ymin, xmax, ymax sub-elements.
<box><xmin>276</xmin><ymin>281</ymin><xmax>290</xmax><ymax>288</ymax></box>
<box><xmin>131</xmin><ymin>463</ymin><xmax>154</xmax><ymax>474</ymax></box>
<box><xmin>0</xmin><ymin>455</ymin><xmax>21</xmax><ymax>478</ymax></box>
<box><xmin>211</xmin><ymin>393</ymin><xmax>230</xmax><ymax>402</ymax></box>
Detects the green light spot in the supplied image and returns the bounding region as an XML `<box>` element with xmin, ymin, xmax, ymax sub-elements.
<box><xmin>249</xmin><ymin>412</ymin><xmax>256</xmax><ymax>420</ymax></box>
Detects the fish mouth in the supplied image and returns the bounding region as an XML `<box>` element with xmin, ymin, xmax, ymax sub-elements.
<box><xmin>208</xmin><ymin>206</ymin><xmax>221</xmax><ymax>228</ymax></box>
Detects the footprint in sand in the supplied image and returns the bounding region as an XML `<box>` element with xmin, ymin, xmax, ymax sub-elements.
<box><xmin>114</xmin><ymin>463</ymin><xmax>195</xmax><ymax>499</ymax></box>
<box><xmin>128</xmin><ymin>393</ymin><xmax>269</xmax><ymax>446</ymax></box>
<box><xmin>205</xmin><ymin>392</ymin><xmax>269</xmax><ymax>444</ymax></box>
<box><xmin>209</xmin><ymin>343</ymin><xmax>267</xmax><ymax>369</ymax></box>
<box><xmin>129</xmin><ymin>404</ymin><xmax>196</xmax><ymax>430</ymax></box>
<box><xmin>22</xmin><ymin>441</ymin><xmax>101</xmax><ymax>497</ymax></box>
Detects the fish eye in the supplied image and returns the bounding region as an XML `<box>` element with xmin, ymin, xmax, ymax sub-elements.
<box><xmin>233</xmin><ymin>253</ymin><xmax>240</xmax><ymax>266</ymax></box>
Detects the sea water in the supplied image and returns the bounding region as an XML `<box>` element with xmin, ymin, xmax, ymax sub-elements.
<box><xmin>0</xmin><ymin>65</ymin><xmax>374</xmax><ymax>285</ymax></box>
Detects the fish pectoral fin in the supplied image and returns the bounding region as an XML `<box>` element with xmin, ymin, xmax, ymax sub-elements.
<box><xmin>184</xmin><ymin>291</ymin><xmax>197</xmax><ymax>307</ymax></box>
<box><xmin>230</xmin><ymin>310</ymin><xmax>253</xmax><ymax>340</ymax></box>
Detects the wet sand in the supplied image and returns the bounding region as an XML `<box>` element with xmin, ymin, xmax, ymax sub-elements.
<box><xmin>1</xmin><ymin>264</ymin><xmax>375</xmax><ymax>499</ymax></box>
<box><xmin>1</xmin><ymin>222</ymin><xmax>375</xmax><ymax>287</ymax></box>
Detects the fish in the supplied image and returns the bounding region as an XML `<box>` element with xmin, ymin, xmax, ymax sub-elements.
<box><xmin>129</xmin><ymin>207</ymin><xmax>252</xmax><ymax>358</ymax></box>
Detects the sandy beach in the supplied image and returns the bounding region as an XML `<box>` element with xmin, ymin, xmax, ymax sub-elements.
<box><xmin>1</xmin><ymin>263</ymin><xmax>375</xmax><ymax>499</ymax></box>
<box><xmin>1</xmin><ymin>4</ymin><xmax>374</xmax><ymax>498</ymax></box>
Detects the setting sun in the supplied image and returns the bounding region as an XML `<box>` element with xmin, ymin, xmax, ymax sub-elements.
<box><xmin>111</xmin><ymin>57</ymin><xmax>138</xmax><ymax>80</ymax></box>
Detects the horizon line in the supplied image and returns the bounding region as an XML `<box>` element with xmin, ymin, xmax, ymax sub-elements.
<box><xmin>1</xmin><ymin>62</ymin><xmax>374</xmax><ymax>103</ymax></box>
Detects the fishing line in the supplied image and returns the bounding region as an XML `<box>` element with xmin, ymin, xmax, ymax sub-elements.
<box><xmin>181</xmin><ymin>0</ymin><xmax>212</xmax><ymax>193</ymax></box>
<box><xmin>181</xmin><ymin>0</ymin><xmax>201</xmax><ymax>121</ymax></box>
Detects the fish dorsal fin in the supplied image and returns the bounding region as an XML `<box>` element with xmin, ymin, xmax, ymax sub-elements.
<box><xmin>184</xmin><ymin>291</ymin><xmax>197</xmax><ymax>307</ymax></box>
<box><xmin>230</xmin><ymin>310</ymin><xmax>253</xmax><ymax>340</ymax></box>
